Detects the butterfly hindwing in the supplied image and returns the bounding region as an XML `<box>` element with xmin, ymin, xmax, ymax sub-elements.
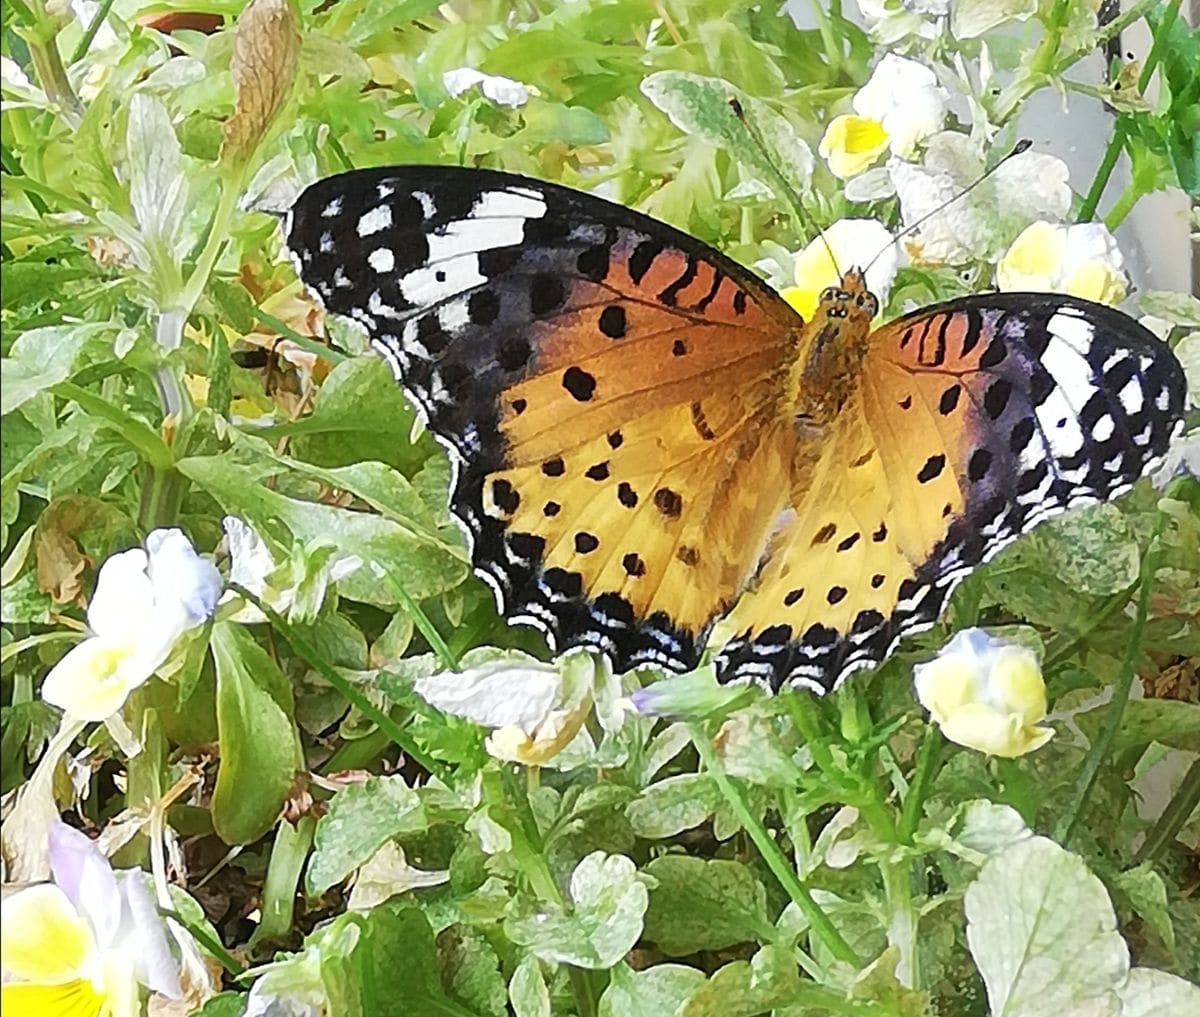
<box><xmin>286</xmin><ymin>166</ymin><xmax>798</xmax><ymax>671</ymax></box>
<box><xmin>719</xmin><ymin>294</ymin><xmax>1186</xmax><ymax>691</ymax></box>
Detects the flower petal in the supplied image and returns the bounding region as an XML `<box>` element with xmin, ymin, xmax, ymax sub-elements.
<box><xmin>819</xmin><ymin>114</ymin><xmax>889</xmax><ymax>179</ymax></box>
<box><xmin>986</xmin><ymin>646</ymin><xmax>1047</xmax><ymax>726</ymax></box>
<box><xmin>0</xmin><ymin>978</ymin><xmax>105</xmax><ymax>1017</ymax></box>
<box><xmin>86</xmin><ymin>548</ymin><xmax>153</xmax><ymax>641</ymax></box>
<box><xmin>40</xmin><ymin>637</ymin><xmax>147</xmax><ymax>722</ymax></box>
<box><xmin>48</xmin><ymin>822</ymin><xmax>122</xmax><ymax>948</ymax></box>
<box><xmin>114</xmin><ymin>870</ymin><xmax>181</xmax><ymax>999</ymax></box>
<box><xmin>0</xmin><ymin>884</ymin><xmax>96</xmax><ymax>985</ymax></box>
<box><xmin>145</xmin><ymin>528</ymin><xmax>223</xmax><ymax>630</ymax></box>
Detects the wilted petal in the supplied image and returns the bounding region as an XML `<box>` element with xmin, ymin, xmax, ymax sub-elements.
<box><xmin>48</xmin><ymin>822</ymin><xmax>123</xmax><ymax>948</ymax></box>
<box><xmin>0</xmin><ymin>883</ymin><xmax>96</xmax><ymax>985</ymax></box>
<box><xmin>114</xmin><ymin>870</ymin><xmax>181</xmax><ymax>998</ymax></box>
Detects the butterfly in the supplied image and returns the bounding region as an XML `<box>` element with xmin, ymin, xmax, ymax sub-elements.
<box><xmin>284</xmin><ymin>166</ymin><xmax>1186</xmax><ymax>693</ymax></box>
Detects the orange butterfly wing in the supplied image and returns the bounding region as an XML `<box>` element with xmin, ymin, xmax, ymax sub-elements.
<box><xmin>719</xmin><ymin>291</ymin><xmax>1186</xmax><ymax>689</ymax></box>
<box><xmin>287</xmin><ymin>167</ymin><xmax>798</xmax><ymax>670</ymax></box>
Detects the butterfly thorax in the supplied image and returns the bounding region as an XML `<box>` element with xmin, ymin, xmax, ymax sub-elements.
<box><xmin>791</xmin><ymin>268</ymin><xmax>880</xmax><ymax>424</ymax></box>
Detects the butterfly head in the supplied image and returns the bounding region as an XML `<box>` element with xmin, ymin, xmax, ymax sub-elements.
<box><xmin>818</xmin><ymin>268</ymin><xmax>879</xmax><ymax>324</ymax></box>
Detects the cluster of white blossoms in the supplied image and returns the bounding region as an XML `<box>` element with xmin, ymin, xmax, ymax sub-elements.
<box><xmin>797</xmin><ymin>46</ymin><xmax>1128</xmax><ymax>318</ymax></box>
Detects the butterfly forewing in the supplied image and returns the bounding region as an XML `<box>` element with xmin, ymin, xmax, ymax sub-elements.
<box><xmin>287</xmin><ymin>166</ymin><xmax>798</xmax><ymax>672</ymax></box>
<box><xmin>719</xmin><ymin>294</ymin><xmax>1187</xmax><ymax>691</ymax></box>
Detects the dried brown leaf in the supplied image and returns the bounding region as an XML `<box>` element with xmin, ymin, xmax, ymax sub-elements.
<box><xmin>221</xmin><ymin>0</ymin><xmax>300</xmax><ymax>166</ymax></box>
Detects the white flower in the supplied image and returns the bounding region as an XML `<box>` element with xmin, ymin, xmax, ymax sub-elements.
<box><xmin>413</xmin><ymin>648</ymin><xmax>601</xmax><ymax>766</ymax></box>
<box><xmin>890</xmin><ymin>132</ymin><xmax>1071</xmax><ymax>265</ymax></box>
<box><xmin>442</xmin><ymin>68</ymin><xmax>530</xmax><ymax>108</ymax></box>
<box><xmin>856</xmin><ymin>0</ymin><xmax>948</xmax><ymax>44</ymax></box>
<box><xmin>914</xmin><ymin>629</ymin><xmax>1054</xmax><ymax>758</ymax></box>
<box><xmin>779</xmin><ymin>218</ymin><xmax>899</xmax><ymax>321</ymax></box>
<box><xmin>0</xmin><ymin>821</ymin><xmax>180</xmax><ymax>1016</ymax></box>
<box><xmin>41</xmin><ymin>529</ymin><xmax>222</xmax><ymax>721</ymax></box>
<box><xmin>997</xmin><ymin>221</ymin><xmax>1128</xmax><ymax>305</ymax></box>
<box><xmin>820</xmin><ymin>55</ymin><xmax>948</xmax><ymax>178</ymax></box>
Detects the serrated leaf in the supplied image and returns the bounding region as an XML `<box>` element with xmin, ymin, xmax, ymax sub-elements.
<box><xmin>1030</xmin><ymin>503</ymin><xmax>1140</xmax><ymax>595</ymax></box>
<box><xmin>641</xmin><ymin>71</ymin><xmax>812</xmax><ymax>197</ymax></box>
<box><xmin>626</xmin><ymin>773</ymin><xmax>720</xmax><ymax>838</ymax></box>
<box><xmin>509</xmin><ymin>954</ymin><xmax>551</xmax><ymax>1017</ymax></box>
<box><xmin>222</xmin><ymin>0</ymin><xmax>300</xmax><ymax>165</ymax></box>
<box><xmin>641</xmin><ymin>857</ymin><xmax>772</xmax><ymax>956</ymax></box>
<box><xmin>599</xmin><ymin>962</ymin><xmax>706</xmax><ymax>1017</ymax></box>
<box><xmin>306</xmin><ymin>775</ymin><xmax>428</xmax><ymax>893</ymax></box>
<box><xmin>677</xmin><ymin>944</ymin><xmax>801</xmax><ymax>1017</ymax></box>
<box><xmin>504</xmin><ymin>852</ymin><xmax>649</xmax><ymax>968</ymax></box>
<box><xmin>1</xmin><ymin>325</ymin><xmax>106</xmax><ymax>416</ymax></box>
<box><xmin>965</xmin><ymin>836</ymin><xmax>1128</xmax><ymax>1017</ymax></box>
<box><xmin>127</xmin><ymin>93</ymin><xmax>187</xmax><ymax>258</ymax></box>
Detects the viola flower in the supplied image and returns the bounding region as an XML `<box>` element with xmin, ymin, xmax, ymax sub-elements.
<box><xmin>856</xmin><ymin>0</ymin><xmax>948</xmax><ymax>44</ymax></box>
<box><xmin>997</xmin><ymin>221</ymin><xmax>1128</xmax><ymax>305</ymax></box>
<box><xmin>780</xmin><ymin>218</ymin><xmax>899</xmax><ymax>321</ymax></box>
<box><xmin>413</xmin><ymin>648</ymin><xmax>603</xmax><ymax>766</ymax></box>
<box><xmin>41</xmin><ymin>529</ymin><xmax>222</xmax><ymax>722</ymax></box>
<box><xmin>0</xmin><ymin>821</ymin><xmax>180</xmax><ymax>1017</ymax></box>
<box><xmin>819</xmin><ymin>55</ymin><xmax>948</xmax><ymax>178</ymax></box>
<box><xmin>914</xmin><ymin>628</ymin><xmax>1054</xmax><ymax>758</ymax></box>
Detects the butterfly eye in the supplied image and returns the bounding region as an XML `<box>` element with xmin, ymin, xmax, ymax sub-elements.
<box><xmin>820</xmin><ymin>287</ymin><xmax>836</xmax><ymax>302</ymax></box>
<box><xmin>864</xmin><ymin>295</ymin><xmax>879</xmax><ymax>317</ymax></box>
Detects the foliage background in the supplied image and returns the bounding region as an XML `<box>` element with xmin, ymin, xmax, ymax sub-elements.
<box><xmin>1</xmin><ymin>1</ymin><xmax>1198</xmax><ymax>1016</ymax></box>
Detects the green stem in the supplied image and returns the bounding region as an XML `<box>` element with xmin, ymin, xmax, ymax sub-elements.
<box><xmin>1077</xmin><ymin>0</ymin><xmax>1181</xmax><ymax>223</ymax></box>
<box><xmin>234</xmin><ymin>585</ymin><xmax>449</xmax><ymax>782</ymax></box>
<box><xmin>249</xmin><ymin>815</ymin><xmax>316</xmax><ymax>947</ymax></box>
<box><xmin>881</xmin><ymin>858</ymin><xmax>917</xmax><ymax>988</ymax></box>
<box><xmin>689</xmin><ymin>723</ymin><xmax>861</xmax><ymax>968</ymax></box>
<box><xmin>253</xmin><ymin>308</ymin><xmax>349</xmax><ymax>364</ymax></box>
<box><xmin>379</xmin><ymin>567</ymin><xmax>459</xmax><ymax>672</ymax></box>
<box><xmin>159</xmin><ymin>908</ymin><xmax>245</xmax><ymax>976</ymax></box>
<box><xmin>1102</xmin><ymin>180</ymin><xmax>1145</xmax><ymax>230</ymax></box>
<box><xmin>17</xmin><ymin>15</ymin><xmax>82</xmax><ymax>122</ymax></box>
<box><xmin>1055</xmin><ymin>516</ymin><xmax>1167</xmax><ymax>845</ymax></box>
<box><xmin>1132</xmin><ymin>759</ymin><xmax>1200</xmax><ymax>866</ymax></box>
<box><xmin>69</xmin><ymin>0</ymin><xmax>116</xmax><ymax>63</ymax></box>
<box><xmin>178</xmin><ymin>167</ymin><xmax>246</xmax><ymax>316</ymax></box>
<box><xmin>898</xmin><ymin>725</ymin><xmax>942</xmax><ymax>844</ymax></box>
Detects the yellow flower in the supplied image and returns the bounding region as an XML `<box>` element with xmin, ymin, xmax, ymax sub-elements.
<box><xmin>41</xmin><ymin>530</ymin><xmax>222</xmax><ymax>722</ymax></box>
<box><xmin>819</xmin><ymin>114</ymin><xmax>890</xmax><ymax>180</ymax></box>
<box><xmin>997</xmin><ymin>221</ymin><xmax>1128</xmax><ymax>305</ymax></box>
<box><xmin>914</xmin><ymin>629</ymin><xmax>1053</xmax><ymax>758</ymax></box>
<box><xmin>1</xmin><ymin>823</ymin><xmax>179</xmax><ymax>1017</ymax></box>
<box><xmin>779</xmin><ymin>218</ymin><xmax>899</xmax><ymax>321</ymax></box>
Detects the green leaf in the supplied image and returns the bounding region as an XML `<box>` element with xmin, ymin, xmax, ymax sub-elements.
<box><xmin>508</xmin><ymin>954</ymin><xmax>551</xmax><ymax>1017</ymax></box>
<box><xmin>505</xmin><ymin>852</ymin><xmax>650</xmax><ymax>969</ymax></box>
<box><xmin>1077</xmin><ymin>699</ymin><xmax>1200</xmax><ymax>753</ymax></box>
<box><xmin>965</xmin><ymin>836</ymin><xmax>1129</xmax><ymax>1017</ymax></box>
<box><xmin>306</xmin><ymin>775</ymin><xmax>428</xmax><ymax>894</ymax></box>
<box><xmin>363</xmin><ymin>904</ymin><xmax>460</xmax><ymax>1017</ymax></box>
<box><xmin>641</xmin><ymin>857</ymin><xmax>773</xmax><ymax>956</ymax></box>
<box><xmin>127</xmin><ymin>92</ymin><xmax>188</xmax><ymax>264</ymax></box>
<box><xmin>176</xmin><ymin>454</ymin><xmax>467</xmax><ymax>605</ymax></box>
<box><xmin>1029</xmin><ymin>503</ymin><xmax>1140</xmax><ymax>595</ymax></box>
<box><xmin>440</xmin><ymin>926</ymin><xmax>508</xmax><ymax>1017</ymax></box>
<box><xmin>1</xmin><ymin>325</ymin><xmax>105</xmax><ymax>416</ymax></box>
<box><xmin>599</xmin><ymin>962</ymin><xmax>706</xmax><ymax>1017</ymax></box>
<box><xmin>192</xmin><ymin>992</ymin><xmax>248</xmax><ymax>1017</ymax></box>
<box><xmin>626</xmin><ymin>773</ymin><xmax>720</xmax><ymax>839</ymax></box>
<box><xmin>677</xmin><ymin>944</ymin><xmax>802</xmax><ymax>1017</ymax></box>
<box><xmin>209</xmin><ymin>621</ymin><xmax>300</xmax><ymax>844</ymax></box>
<box><xmin>1114</xmin><ymin>864</ymin><xmax>1176</xmax><ymax>956</ymax></box>
<box><xmin>641</xmin><ymin>71</ymin><xmax>812</xmax><ymax>198</ymax></box>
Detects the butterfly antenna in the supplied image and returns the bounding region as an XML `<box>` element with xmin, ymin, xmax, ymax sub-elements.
<box><xmin>728</xmin><ymin>97</ymin><xmax>842</xmax><ymax>278</ymax></box>
<box><xmin>862</xmin><ymin>138</ymin><xmax>1033</xmax><ymax>276</ymax></box>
